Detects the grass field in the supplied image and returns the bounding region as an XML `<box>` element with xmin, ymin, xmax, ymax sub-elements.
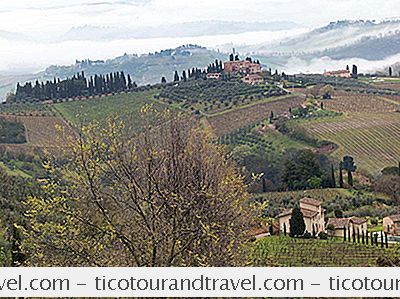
<box><xmin>301</xmin><ymin>113</ymin><xmax>400</xmax><ymax>175</ymax></box>
<box><xmin>53</xmin><ymin>90</ymin><xmax>165</xmax><ymax>127</ymax></box>
<box><xmin>252</xmin><ymin>236</ymin><xmax>400</xmax><ymax>266</ymax></box>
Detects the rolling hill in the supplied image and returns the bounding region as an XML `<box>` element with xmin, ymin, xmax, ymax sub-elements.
<box><xmin>243</xmin><ymin>20</ymin><xmax>400</xmax><ymax>57</ymax></box>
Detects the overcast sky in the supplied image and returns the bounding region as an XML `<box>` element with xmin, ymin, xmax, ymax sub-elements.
<box><xmin>0</xmin><ymin>0</ymin><xmax>399</xmax><ymax>73</ymax></box>
<box><xmin>1</xmin><ymin>0</ymin><xmax>399</xmax><ymax>37</ymax></box>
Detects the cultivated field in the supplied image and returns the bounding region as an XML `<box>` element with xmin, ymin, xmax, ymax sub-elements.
<box><xmin>0</xmin><ymin>114</ymin><xmax>73</xmax><ymax>150</ymax></box>
<box><xmin>252</xmin><ymin>236</ymin><xmax>400</xmax><ymax>267</ymax></box>
<box><xmin>0</xmin><ymin>102</ymin><xmax>56</xmax><ymax>116</ymax></box>
<box><xmin>159</xmin><ymin>79</ymin><xmax>286</xmax><ymax>114</ymax></box>
<box><xmin>207</xmin><ymin>94</ymin><xmax>304</xmax><ymax>136</ymax></box>
<box><xmin>301</xmin><ymin>113</ymin><xmax>400</xmax><ymax>175</ymax></box>
<box><xmin>322</xmin><ymin>93</ymin><xmax>400</xmax><ymax>113</ymax></box>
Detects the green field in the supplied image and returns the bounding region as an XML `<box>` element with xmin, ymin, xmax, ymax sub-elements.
<box><xmin>53</xmin><ymin>90</ymin><xmax>166</xmax><ymax>127</ymax></box>
<box><xmin>252</xmin><ymin>236</ymin><xmax>400</xmax><ymax>266</ymax></box>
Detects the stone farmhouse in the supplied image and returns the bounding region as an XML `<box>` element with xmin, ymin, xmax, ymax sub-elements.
<box><xmin>278</xmin><ymin>198</ymin><xmax>325</xmax><ymax>235</ymax></box>
<box><xmin>383</xmin><ymin>214</ymin><xmax>400</xmax><ymax>236</ymax></box>
<box><xmin>242</xmin><ymin>74</ymin><xmax>263</xmax><ymax>85</ymax></box>
<box><xmin>323</xmin><ymin>69</ymin><xmax>351</xmax><ymax>78</ymax></box>
<box><xmin>206</xmin><ymin>73</ymin><xmax>222</xmax><ymax>80</ymax></box>
<box><xmin>326</xmin><ymin>217</ymin><xmax>367</xmax><ymax>237</ymax></box>
<box><xmin>223</xmin><ymin>60</ymin><xmax>262</xmax><ymax>74</ymax></box>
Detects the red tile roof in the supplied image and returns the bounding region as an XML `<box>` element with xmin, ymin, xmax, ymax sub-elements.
<box><xmin>300</xmin><ymin>197</ymin><xmax>322</xmax><ymax>207</ymax></box>
<box><xmin>327</xmin><ymin>218</ymin><xmax>350</xmax><ymax>229</ymax></box>
<box><xmin>385</xmin><ymin>214</ymin><xmax>400</xmax><ymax>222</ymax></box>
<box><xmin>278</xmin><ymin>207</ymin><xmax>318</xmax><ymax>219</ymax></box>
<box><xmin>350</xmin><ymin>217</ymin><xmax>367</xmax><ymax>225</ymax></box>
<box><xmin>327</xmin><ymin>217</ymin><xmax>367</xmax><ymax>229</ymax></box>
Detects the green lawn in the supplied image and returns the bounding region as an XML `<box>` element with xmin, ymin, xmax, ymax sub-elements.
<box><xmin>53</xmin><ymin>90</ymin><xmax>166</xmax><ymax>128</ymax></box>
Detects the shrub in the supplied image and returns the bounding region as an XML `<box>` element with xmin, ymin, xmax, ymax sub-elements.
<box><xmin>318</xmin><ymin>232</ymin><xmax>328</xmax><ymax>240</ymax></box>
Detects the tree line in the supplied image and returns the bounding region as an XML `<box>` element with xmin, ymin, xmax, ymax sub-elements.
<box><xmin>11</xmin><ymin>71</ymin><xmax>138</xmax><ymax>103</ymax></box>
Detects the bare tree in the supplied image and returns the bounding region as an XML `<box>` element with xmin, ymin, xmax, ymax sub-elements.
<box><xmin>23</xmin><ymin>109</ymin><xmax>254</xmax><ymax>267</ymax></box>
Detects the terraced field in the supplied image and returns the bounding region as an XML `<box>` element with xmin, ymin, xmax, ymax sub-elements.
<box><xmin>207</xmin><ymin>94</ymin><xmax>304</xmax><ymax>136</ymax></box>
<box><xmin>252</xmin><ymin>236</ymin><xmax>400</xmax><ymax>267</ymax></box>
<box><xmin>302</xmin><ymin>113</ymin><xmax>400</xmax><ymax>175</ymax></box>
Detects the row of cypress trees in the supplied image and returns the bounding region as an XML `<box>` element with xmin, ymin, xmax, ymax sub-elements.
<box><xmin>12</xmin><ymin>71</ymin><xmax>137</xmax><ymax>103</ymax></box>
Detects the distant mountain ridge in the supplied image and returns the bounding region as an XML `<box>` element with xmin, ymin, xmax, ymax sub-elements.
<box><xmin>239</xmin><ymin>20</ymin><xmax>400</xmax><ymax>59</ymax></box>
<box><xmin>61</xmin><ymin>20</ymin><xmax>301</xmax><ymax>41</ymax></box>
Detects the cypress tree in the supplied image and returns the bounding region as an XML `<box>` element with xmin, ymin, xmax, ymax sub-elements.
<box><xmin>381</xmin><ymin>231</ymin><xmax>384</xmax><ymax>248</ymax></box>
<box><xmin>331</xmin><ymin>165</ymin><xmax>336</xmax><ymax>188</ymax></box>
<box><xmin>127</xmin><ymin>74</ymin><xmax>133</xmax><ymax>90</ymax></box>
<box><xmin>289</xmin><ymin>207</ymin><xmax>306</xmax><ymax>237</ymax></box>
<box><xmin>385</xmin><ymin>232</ymin><xmax>388</xmax><ymax>248</ymax></box>
<box><xmin>161</xmin><ymin>76</ymin><xmax>167</xmax><ymax>84</ymax></box>
<box><xmin>357</xmin><ymin>229</ymin><xmax>360</xmax><ymax>243</ymax></box>
<box><xmin>366</xmin><ymin>231</ymin><xmax>369</xmax><ymax>245</ymax></box>
<box><xmin>339</xmin><ymin>162</ymin><xmax>344</xmax><ymax>188</ymax></box>
<box><xmin>343</xmin><ymin>226</ymin><xmax>346</xmax><ymax>242</ymax></box>
<box><xmin>262</xmin><ymin>177</ymin><xmax>267</xmax><ymax>193</ymax></box>
<box><xmin>283</xmin><ymin>222</ymin><xmax>287</xmax><ymax>236</ymax></box>
<box><xmin>174</xmin><ymin>71</ymin><xmax>180</xmax><ymax>82</ymax></box>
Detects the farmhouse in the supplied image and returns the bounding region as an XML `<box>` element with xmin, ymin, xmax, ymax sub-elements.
<box><xmin>278</xmin><ymin>198</ymin><xmax>325</xmax><ymax>235</ymax></box>
<box><xmin>383</xmin><ymin>214</ymin><xmax>400</xmax><ymax>236</ymax></box>
<box><xmin>326</xmin><ymin>217</ymin><xmax>367</xmax><ymax>237</ymax></box>
<box><xmin>224</xmin><ymin>60</ymin><xmax>262</xmax><ymax>74</ymax></box>
<box><xmin>207</xmin><ymin>72</ymin><xmax>222</xmax><ymax>80</ymax></box>
<box><xmin>323</xmin><ymin>70</ymin><xmax>351</xmax><ymax>78</ymax></box>
<box><xmin>242</xmin><ymin>74</ymin><xmax>263</xmax><ymax>85</ymax></box>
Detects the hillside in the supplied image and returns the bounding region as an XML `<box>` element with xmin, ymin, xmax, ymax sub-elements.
<box><xmin>0</xmin><ymin>45</ymin><xmax>225</xmax><ymax>101</ymax></box>
<box><xmin>40</xmin><ymin>45</ymin><xmax>225</xmax><ymax>85</ymax></box>
<box><xmin>319</xmin><ymin>32</ymin><xmax>400</xmax><ymax>60</ymax></box>
<box><xmin>247</xmin><ymin>20</ymin><xmax>400</xmax><ymax>57</ymax></box>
